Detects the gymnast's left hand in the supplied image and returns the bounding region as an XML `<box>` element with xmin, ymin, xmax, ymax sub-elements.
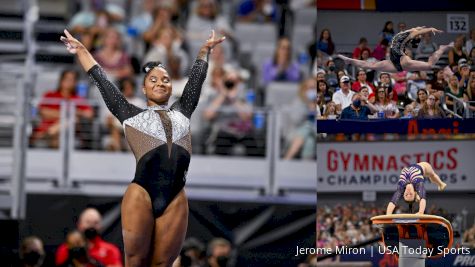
<box><xmin>204</xmin><ymin>30</ymin><xmax>226</xmax><ymax>51</ymax></box>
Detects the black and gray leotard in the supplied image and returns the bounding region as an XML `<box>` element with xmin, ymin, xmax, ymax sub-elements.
<box><xmin>389</xmin><ymin>31</ymin><xmax>411</xmax><ymax>72</ymax></box>
<box><xmin>88</xmin><ymin>59</ymin><xmax>207</xmax><ymax>218</ymax></box>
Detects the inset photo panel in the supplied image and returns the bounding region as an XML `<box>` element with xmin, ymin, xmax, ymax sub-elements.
<box><xmin>316</xmin><ymin>1</ymin><xmax>475</xmax><ymax>266</ymax></box>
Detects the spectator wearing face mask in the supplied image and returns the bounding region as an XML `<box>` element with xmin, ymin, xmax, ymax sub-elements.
<box><xmin>203</xmin><ymin>68</ymin><xmax>263</xmax><ymax>156</ymax></box>
<box><xmin>55</xmin><ymin>208</ymin><xmax>122</xmax><ymax>267</ymax></box>
<box><xmin>19</xmin><ymin>236</ymin><xmax>46</xmax><ymax>267</ymax></box>
<box><xmin>58</xmin><ymin>231</ymin><xmax>104</xmax><ymax>267</ymax></box>
<box><xmin>205</xmin><ymin>238</ymin><xmax>232</xmax><ymax>267</ymax></box>
<box><xmin>340</xmin><ymin>93</ymin><xmax>376</xmax><ymax>120</ymax></box>
<box><xmin>283</xmin><ymin>78</ymin><xmax>316</xmax><ymax>160</ymax></box>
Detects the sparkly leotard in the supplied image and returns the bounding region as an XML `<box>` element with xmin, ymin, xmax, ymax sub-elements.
<box><xmin>389</xmin><ymin>31</ymin><xmax>411</xmax><ymax>72</ymax></box>
<box><xmin>390</xmin><ymin>164</ymin><xmax>426</xmax><ymax>204</ymax></box>
<box><xmin>88</xmin><ymin>59</ymin><xmax>207</xmax><ymax>217</ymax></box>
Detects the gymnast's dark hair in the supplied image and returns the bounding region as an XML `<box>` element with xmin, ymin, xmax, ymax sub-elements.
<box><xmin>142</xmin><ymin>61</ymin><xmax>166</xmax><ymax>84</ymax></box>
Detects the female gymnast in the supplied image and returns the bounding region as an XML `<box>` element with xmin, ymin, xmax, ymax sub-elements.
<box><xmin>386</xmin><ymin>162</ymin><xmax>447</xmax><ymax>215</ymax></box>
<box><xmin>60</xmin><ymin>29</ymin><xmax>225</xmax><ymax>266</ymax></box>
<box><xmin>338</xmin><ymin>26</ymin><xmax>454</xmax><ymax>72</ymax></box>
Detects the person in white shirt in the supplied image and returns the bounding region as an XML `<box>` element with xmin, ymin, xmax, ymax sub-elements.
<box><xmin>332</xmin><ymin>76</ymin><xmax>355</xmax><ymax>113</ymax></box>
<box><xmin>465</xmin><ymin>28</ymin><xmax>475</xmax><ymax>55</ymax></box>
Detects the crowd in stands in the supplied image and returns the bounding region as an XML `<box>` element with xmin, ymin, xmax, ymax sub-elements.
<box><xmin>15</xmin><ymin>207</ymin><xmax>237</xmax><ymax>267</ymax></box>
<box><xmin>27</xmin><ymin>0</ymin><xmax>317</xmax><ymax>160</ymax></box>
<box><xmin>316</xmin><ymin>21</ymin><xmax>475</xmax><ymax>121</ymax></box>
<box><xmin>316</xmin><ymin>202</ymin><xmax>458</xmax><ymax>255</ymax></box>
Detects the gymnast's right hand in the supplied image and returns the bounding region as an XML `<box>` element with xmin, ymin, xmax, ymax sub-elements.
<box><xmin>60</xmin><ymin>29</ymin><xmax>84</xmax><ymax>54</ymax></box>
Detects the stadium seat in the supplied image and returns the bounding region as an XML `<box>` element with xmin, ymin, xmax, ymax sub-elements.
<box><xmin>265</xmin><ymin>82</ymin><xmax>299</xmax><ymax>108</ymax></box>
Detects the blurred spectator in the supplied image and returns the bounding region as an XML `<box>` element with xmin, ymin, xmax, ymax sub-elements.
<box><xmin>352</xmin><ymin>37</ymin><xmax>370</xmax><ymax>59</ymax></box>
<box><xmin>31</xmin><ymin>70</ymin><xmax>94</xmax><ymax>149</ymax></box>
<box><xmin>262</xmin><ymin>37</ymin><xmax>300</xmax><ymax>85</ymax></box>
<box><xmin>391</xmin><ymin>70</ymin><xmax>409</xmax><ymax>99</ymax></box>
<box><xmin>141</xmin><ymin>2</ymin><xmax>176</xmax><ymax>45</ymax></box>
<box><xmin>359</xmin><ymin>48</ymin><xmax>377</xmax><ymax>82</ymax></box>
<box><xmin>427</xmin><ymin>68</ymin><xmax>448</xmax><ymax>100</ymax></box>
<box><xmin>378</xmin><ymin>72</ymin><xmax>397</xmax><ymax>103</ymax></box>
<box><xmin>340</xmin><ymin>93</ymin><xmax>375</xmax><ymax>120</ymax></box>
<box><xmin>397</xmin><ymin>21</ymin><xmax>407</xmax><ymax>33</ymax></box>
<box><xmin>332</xmin><ymin>76</ymin><xmax>355</xmax><ymax>112</ymax></box>
<box><xmin>360</xmin><ymin>85</ymin><xmax>375</xmax><ymax>104</ymax></box>
<box><xmin>177</xmin><ymin>237</ymin><xmax>206</xmax><ymax>267</ymax></box>
<box><xmin>317</xmin><ymin>29</ymin><xmax>335</xmax><ymax>57</ymax></box>
<box><xmin>407</xmin><ymin>88</ymin><xmax>428</xmax><ymax>115</ymax></box>
<box><xmin>203</xmin><ymin>68</ymin><xmax>261</xmax><ymax>156</ymax></box>
<box><xmin>58</xmin><ymin>231</ymin><xmax>103</xmax><ymax>267</ymax></box>
<box><xmin>417</xmin><ymin>94</ymin><xmax>446</xmax><ymax>119</ymax></box>
<box><xmin>316</xmin><ymin>91</ymin><xmax>325</xmax><ymax>116</ymax></box>
<box><xmin>317</xmin><ymin>80</ymin><xmax>332</xmax><ymax>103</ymax></box>
<box><xmin>374</xmin><ymin>87</ymin><xmax>400</xmax><ymax>118</ymax></box>
<box><xmin>187</xmin><ymin>0</ymin><xmax>234</xmax><ymax>44</ymax></box>
<box><xmin>104</xmin><ymin>77</ymin><xmax>146</xmax><ymax>151</ymax></box>
<box><xmin>379</xmin><ymin>21</ymin><xmax>394</xmax><ymax>43</ymax></box>
<box><xmin>465</xmin><ymin>28</ymin><xmax>475</xmax><ymax>54</ymax></box>
<box><xmin>448</xmin><ymin>35</ymin><xmax>468</xmax><ymax>66</ymax></box>
<box><xmin>237</xmin><ymin>0</ymin><xmax>277</xmax><ymax>23</ymax></box>
<box><xmin>463</xmin><ymin>224</ymin><xmax>475</xmax><ymax>248</ymax></box>
<box><xmin>56</xmin><ymin>208</ymin><xmax>122</xmax><ymax>267</ymax></box>
<box><xmin>463</xmin><ymin>76</ymin><xmax>475</xmax><ymax>113</ymax></box>
<box><xmin>68</xmin><ymin>0</ymin><xmax>125</xmax><ymax>50</ymax></box>
<box><xmin>401</xmin><ymin>104</ymin><xmax>416</xmax><ymax>119</ymax></box>
<box><xmin>406</xmin><ymin>71</ymin><xmax>428</xmax><ymax>100</ymax></box>
<box><xmin>308</xmin><ymin>27</ymin><xmax>317</xmax><ymax>68</ymax></box>
<box><xmin>416</xmin><ymin>32</ymin><xmax>438</xmax><ymax>55</ymax></box>
<box><xmin>372</xmin><ymin>38</ymin><xmax>389</xmax><ymax>61</ymax></box>
<box><xmin>321</xmin><ymin>101</ymin><xmax>338</xmax><ymax>119</ymax></box>
<box><xmin>468</xmin><ymin>47</ymin><xmax>475</xmax><ymax>67</ymax></box>
<box><xmin>93</xmin><ymin>28</ymin><xmax>133</xmax><ymax>80</ymax></box>
<box><xmin>445</xmin><ymin>75</ymin><xmax>465</xmax><ymax>113</ymax></box>
<box><xmin>324</xmin><ymin>58</ymin><xmax>338</xmax><ymax>87</ymax></box>
<box><xmin>128</xmin><ymin>0</ymin><xmax>156</xmax><ymax>40</ymax></box>
<box><xmin>283</xmin><ymin>78</ymin><xmax>316</xmax><ymax>160</ymax></box>
<box><xmin>19</xmin><ymin>236</ymin><xmax>45</xmax><ymax>267</ymax></box>
<box><xmin>205</xmin><ymin>238</ymin><xmax>232</xmax><ymax>267</ymax></box>
<box><xmin>143</xmin><ymin>26</ymin><xmax>189</xmax><ymax>78</ymax></box>
<box><xmin>316</xmin><ymin>69</ymin><xmax>326</xmax><ymax>82</ymax></box>
<box><xmin>352</xmin><ymin>69</ymin><xmax>375</xmax><ymax>94</ymax></box>
<box><xmin>455</xmin><ymin>60</ymin><xmax>470</xmax><ymax>89</ymax></box>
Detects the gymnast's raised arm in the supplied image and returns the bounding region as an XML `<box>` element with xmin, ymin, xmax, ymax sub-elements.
<box><xmin>172</xmin><ymin>30</ymin><xmax>226</xmax><ymax>119</ymax></box>
<box><xmin>407</xmin><ymin>26</ymin><xmax>443</xmax><ymax>39</ymax></box>
<box><xmin>60</xmin><ymin>29</ymin><xmax>142</xmax><ymax>123</ymax></box>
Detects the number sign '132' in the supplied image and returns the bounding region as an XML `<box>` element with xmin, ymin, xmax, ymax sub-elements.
<box><xmin>447</xmin><ymin>14</ymin><xmax>469</xmax><ymax>33</ymax></box>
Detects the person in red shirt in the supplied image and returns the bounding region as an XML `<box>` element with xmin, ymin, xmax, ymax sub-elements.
<box><xmin>352</xmin><ymin>37</ymin><xmax>370</xmax><ymax>59</ymax></box>
<box><xmin>351</xmin><ymin>69</ymin><xmax>375</xmax><ymax>94</ymax></box>
<box><xmin>31</xmin><ymin>70</ymin><xmax>94</xmax><ymax>148</ymax></box>
<box><xmin>56</xmin><ymin>208</ymin><xmax>123</xmax><ymax>267</ymax></box>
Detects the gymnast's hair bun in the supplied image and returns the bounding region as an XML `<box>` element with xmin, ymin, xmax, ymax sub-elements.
<box><xmin>142</xmin><ymin>61</ymin><xmax>165</xmax><ymax>73</ymax></box>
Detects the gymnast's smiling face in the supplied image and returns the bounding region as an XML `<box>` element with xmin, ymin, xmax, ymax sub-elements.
<box><xmin>143</xmin><ymin>67</ymin><xmax>172</xmax><ymax>106</ymax></box>
<box><xmin>403</xmin><ymin>184</ymin><xmax>416</xmax><ymax>202</ymax></box>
